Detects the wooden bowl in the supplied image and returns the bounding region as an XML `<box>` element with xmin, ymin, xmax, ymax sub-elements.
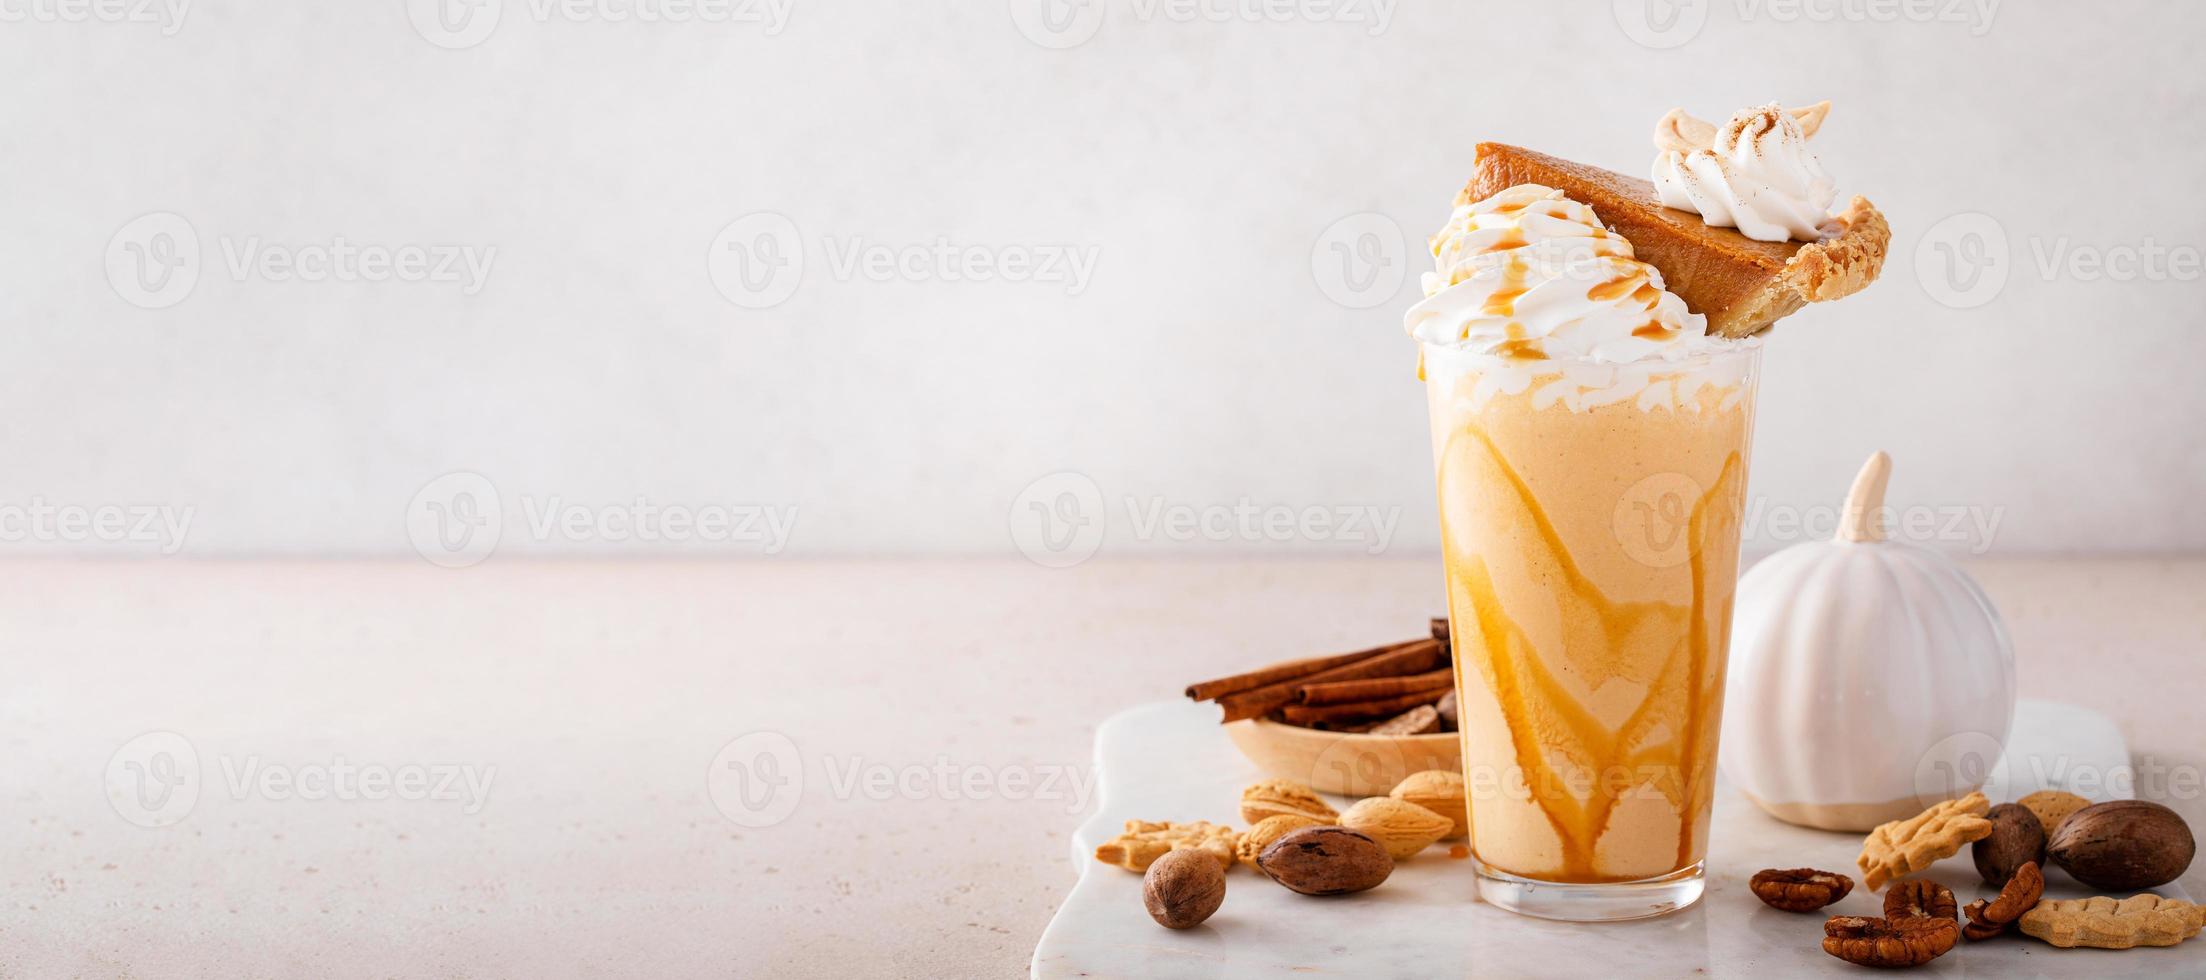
<box><xmin>1224</xmin><ymin>718</ymin><xmax>1462</xmax><ymax>797</ymax></box>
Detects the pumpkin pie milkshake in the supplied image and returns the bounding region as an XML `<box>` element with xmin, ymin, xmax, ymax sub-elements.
<box><xmin>1407</xmin><ymin>105</ymin><xmax>1888</xmax><ymax>921</ymax></box>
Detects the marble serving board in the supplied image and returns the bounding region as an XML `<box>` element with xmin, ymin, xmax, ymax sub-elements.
<box><xmin>1032</xmin><ymin>700</ymin><xmax>2195</xmax><ymax>979</ymax></box>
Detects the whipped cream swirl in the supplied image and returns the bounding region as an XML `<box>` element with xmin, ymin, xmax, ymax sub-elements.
<box><xmin>1404</xmin><ymin>184</ymin><xmax>1714</xmax><ymax>364</ymax></box>
<box><xmin>1653</xmin><ymin>104</ymin><xmax>1836</xmax><ymax>243</ymax></box>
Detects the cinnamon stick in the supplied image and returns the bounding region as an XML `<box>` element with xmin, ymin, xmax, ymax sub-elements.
<box><xmin>1216</xmin><ymin>639</ymin><xmax>1443</xmax><ymax>723</ymax></box>
<box><xmin>1183</xmin><ymin>645</ymin><xmax>1391</xmax><ymax>702</ymax></box>
<box><xmin>1429</xmin><ymin>616</ymin><xmax>1449</xmax><ymax>642</ymax></box>
<box><xmin>1277</xmin><ymin>686</ymin><xmax>1448</xmax><ymax>726</ymax></box>
<box><xmin>1295</xmin><ymin>668</ymin><xmax>1453</xmax><ymax>705</ymax></box>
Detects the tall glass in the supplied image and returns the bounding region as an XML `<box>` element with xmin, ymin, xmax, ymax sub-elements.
<box><xmin>1423</xmin><ymin>342</ymin><xmax>1760</xmax><ymax>921</ymax></box>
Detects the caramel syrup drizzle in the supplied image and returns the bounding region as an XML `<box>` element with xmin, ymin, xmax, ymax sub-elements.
<box><xmin>1483</xmin><ymin>257</ymin><xmax>1532</xmax><ymax>317</ymax></box>
<box><xmin>1584</xmin><ymin>270</ymin><xmax>1646</xmax><ymax>303</ymax></box>
<box><xmin>1440</xmin><ymin>426</ymin><xmax>1743</xmax><ymax>881</ymax></box>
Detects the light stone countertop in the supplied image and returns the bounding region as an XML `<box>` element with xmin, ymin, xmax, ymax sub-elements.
<box><xmin>0</xmin><ymin>558</ymin><xmax>2200</xmax><ymax>978</ymax></box>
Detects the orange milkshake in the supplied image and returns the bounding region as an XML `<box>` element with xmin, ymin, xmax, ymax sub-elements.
<box><xmin>1405</xmin><ymin>183</ymin><xmax>1761</xmax><ymax>920</ymax></box>
<box><xmin>1425</xmin><ymin>343</ymin><xmax>1757</xmax><ymax>889</ymax></box>
<box><xmin>1403</xmin><ymin>104</ymin><xmax>1889</xmax><ymax>921</ymax></box>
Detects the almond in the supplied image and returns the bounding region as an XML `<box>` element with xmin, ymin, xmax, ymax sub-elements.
<box><xmin>1389</xmin><ymin>770</ymin><xmax>1469</xmax><ymax>840</ymax></box>
<box><xmin>1338</xmin><ymin>796</ymin><xmax>1452</xmax><ymax>860</ymax></box>
<box><xmin>1240</xmin><ymin>779</ymin><xmax>1337</xmax><ymax>825</ymax></box>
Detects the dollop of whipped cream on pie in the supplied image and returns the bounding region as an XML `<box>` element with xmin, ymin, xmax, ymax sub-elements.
<box><xmin>1404</xmin><ymin>184</ymin><xmax>1716</xmax><ymax>364</ymax></box>
<box><xmin>1652</xmin><ymin>102</ymin><xmax>1836</xmax><ymax>243</ymax></box>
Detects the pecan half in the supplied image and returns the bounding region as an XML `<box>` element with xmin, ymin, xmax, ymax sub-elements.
<box><xmin>1961</xmin><ymin>861</ymin><xmax>2045</xmax><ymax>941</ymax></box>
<box><xmin>1821</xmin><ymin>879</ymin><xmax>1962</xmax><ymax>967</ymax></box>
<box><xmin>1961</xmin><ymin>903</ymin><xmax>2005</xmax><ymax>941</ymax></box>
<box><xmin>1884</xmin><ymin>878</ymin><xmax>1959</xmax><ymax>922</ymax></box>
<box><xmin>1823</xmin><ymin>915</ymin><xmax>1960</xmax><ymax>968</ymax></box>
<box><xmin>1750</xmin><ymin>867</ymin><xmax>1854</xmax><ymax>912</ymax></box>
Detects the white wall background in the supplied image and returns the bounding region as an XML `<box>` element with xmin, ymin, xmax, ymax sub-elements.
<box><xmin>4</xmin><ymin>0</ymin><xmax>2202</xmax><ymax>560</ymax></box>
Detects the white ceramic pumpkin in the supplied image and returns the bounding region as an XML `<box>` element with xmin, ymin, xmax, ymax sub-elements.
<box><xmin>1720</xmin><ymin>452</ymin><xmax>2016</xmax><ymax>831</ymax></box>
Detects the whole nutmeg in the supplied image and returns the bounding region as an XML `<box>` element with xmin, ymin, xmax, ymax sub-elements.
<box><xmin>1142</xmin><ymin>848</ymin><xmax>1225</xmax><ymax>929</ymax></box>
<box><xmin>1256</xmin><ymin>826</ymin><xmax>1393</xmax><ymax>896</ymax></box>
<box><xmin>1973</xmin><ymin>802</ymin><xmax>2047</xmax><ymax>887</ymax></box>
<box><xmin>2047</xmin><ymin>799</ymin><xmax>2196</xmax><ymax>891</ymax></box>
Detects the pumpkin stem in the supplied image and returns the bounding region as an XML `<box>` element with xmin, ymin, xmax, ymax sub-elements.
<box><xmin>1838</xmin><ymin>451</ymin><xmax>1892</xmax><ymax>543</ymax></box>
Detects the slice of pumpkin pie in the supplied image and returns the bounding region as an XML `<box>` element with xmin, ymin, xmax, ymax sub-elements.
<box><xmin>1460</xmin><ymin>104</ymin><xmax>1888</xmax><ymax>338</ymax></box>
